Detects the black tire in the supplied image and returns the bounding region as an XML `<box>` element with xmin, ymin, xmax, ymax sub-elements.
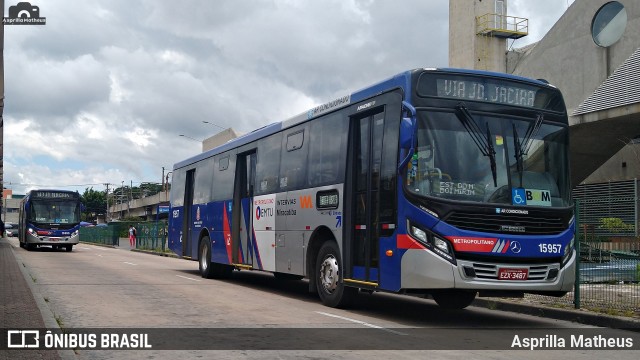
<box><xmin>26</xmin><ymin>243</ymin><xmax>34</xmax><ymax>251</ymax></box>
<box><xmin>199</xmin><ymin>237</ymin><xmax>232</xmax><ymax>279</ymax></box>
<box><xmin>65</xmin><ymin>245</ymin><xmax>73</xmax><ymax>252</ymax></box>
<box><xmin>315</xmin><ymin>241</ymin><xmax>356</xmax><ymax>308</ymax></box>
<box><xmin>432</xmin><ymin>290</ymin><xmax>477</xmax><ymax>309</ymax></box>
<box><xmin>274</xmin><ymin>272</ymin><xmax>304</xmax><ymax>281</ymax></box>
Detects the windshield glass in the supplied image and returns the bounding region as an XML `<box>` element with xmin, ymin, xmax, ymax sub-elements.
<box><xmin>30</xmin><ymin>200</ymin><xmax>81</xmax><ymax>224</ymax></box>
<box><xmin>406</xmin><ymin>110</ymin><xmax>570</xmax><ymax>207</ymax></box>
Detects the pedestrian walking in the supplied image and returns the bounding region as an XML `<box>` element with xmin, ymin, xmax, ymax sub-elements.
<box><xmin>129</xmin><ymin>224</ymin><xmax>137</xmax><ymax>248</ymax></box>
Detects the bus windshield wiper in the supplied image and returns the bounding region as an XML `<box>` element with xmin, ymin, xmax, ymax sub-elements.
<box><xmin>512</xmin><ymin>113</ymin><xmax>544</xmax><ymax>186</ymax></box>
<box><xmin>455</xmin><ymin>103</ymin><xmax>497</xmax><ymax>187</ymax></box>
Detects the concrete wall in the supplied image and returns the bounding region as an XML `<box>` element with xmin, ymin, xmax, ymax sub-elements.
<box><xmin>2</xmin><ymin>197</ymin><xmax>20</xmax><ymax>224</ymax></box>
<box><xmin>582</xmin><ymin>143</ymin><xmax>640</xmax><ymax>183</ymax></box>
<box><xmin>109</xmin><ymin>190</ymin><xmax>170</xmax><ymax>220</ymax></box>
<box><xmin>202</xmin><ymin>128</ymin><xmax>241</xmax><ymax>152</ymax></box>
<box><xmin>507</xmin><ymin>0</ymin><xmax>640</xmax><ymax>114</ymax></box>
<box><xmin>449</xmin><ymin>0</ymin><xmax>508</xmax><ymax>71</ymax></box>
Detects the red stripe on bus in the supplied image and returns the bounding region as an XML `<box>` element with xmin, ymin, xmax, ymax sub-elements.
<box><xmin>397</xmin><ymin>234</ymin><xmax>426</xmax><ymax>250</ymax></box>
<box><xmin>223</xmin><ymin>203</ymin><xmax>233</xmax><ymax>264</ymax></box>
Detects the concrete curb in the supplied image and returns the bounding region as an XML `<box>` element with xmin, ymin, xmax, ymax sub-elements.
<box><xmin>10</xmin><ymin>243</ymin><xmax>78</xmax><ymax>360</ymax></box>
<box><xmin>130</xmin><ymin>248</ymin><xmax>180</xmax><ymax>258</ymax></box>
<box><xmin>473</xmin><ymin>298</ymin><xmax>640</xmax><ymax>331</ymax></box>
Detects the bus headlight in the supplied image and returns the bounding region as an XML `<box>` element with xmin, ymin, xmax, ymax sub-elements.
<box><xmin>71</xmin><ymin>230</ymin><xmax>79</xmax><ymax>238</ymax></box>
<box><xmin>28</xmin><ymin>228</ymin><xmax>35</xmax><ymax>235</ymax></box>
<box><xmin>410</xmin><ymin>225</ymin><xmax>428</xmax><ymax>243</ymax></box>
<box><xmin>409</xmin><ymin>221</ymin><xmax>455</xmax><ymax>264</ymax></box>
<box><xmin>562</xmin><ymin>236</ymin><xmax>575</xmax><ymax>266</ymax></box>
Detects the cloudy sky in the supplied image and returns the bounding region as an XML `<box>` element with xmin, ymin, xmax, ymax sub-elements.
<box><xmin>2</xmin><ymin>0</ymin><xmax>575</xmax><ymax>195</ymax></box>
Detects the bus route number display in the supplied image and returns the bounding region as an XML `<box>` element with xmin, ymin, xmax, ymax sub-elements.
<box><xmin>437</xmin><ymin>79</ymin><xmax>536</xmax><ymax>108</ymax></box>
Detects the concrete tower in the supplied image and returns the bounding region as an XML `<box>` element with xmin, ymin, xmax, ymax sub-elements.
<box><xmin>449</xmin><ymin>0</ymin><xmax>528</xmax><ymax>72</ymax></box>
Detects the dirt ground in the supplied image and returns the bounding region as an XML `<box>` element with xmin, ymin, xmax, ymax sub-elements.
<box><xmin>485</xmin><ymin>284</ymin><xmax>640</xmax><ymax>318</ymax></box>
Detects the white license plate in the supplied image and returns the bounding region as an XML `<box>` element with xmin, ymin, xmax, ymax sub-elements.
<box><xmin>498</xmin><ymin>268</ymin><xmax>528</xmax><ymax>280</ymax></box>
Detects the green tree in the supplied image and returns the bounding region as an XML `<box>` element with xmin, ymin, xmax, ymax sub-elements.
<box><xmin>81</xmin><ymin>187</ymin><xmax>107</xmax><ymax>222</ymax></box>
<box><xmin>598</xmin><ymin>217</ymin><xmax>634</xmax><ymax>233</ymax></box>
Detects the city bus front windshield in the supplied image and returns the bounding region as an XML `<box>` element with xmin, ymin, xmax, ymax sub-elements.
<box><xmin>30</xmin><ymin>200</ymin><xmax>80</xmax><ymax>224</ymax></box>
<box><xmin>405</xmin><ymin>110</ymin><xmax>570</xmax><ymax>207</ymax></box>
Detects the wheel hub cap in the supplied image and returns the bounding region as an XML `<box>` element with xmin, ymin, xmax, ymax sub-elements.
<box><xmin>319</xmin><ymin>255</ymin><xmax>339</xmax><ymax>293</ymax></box>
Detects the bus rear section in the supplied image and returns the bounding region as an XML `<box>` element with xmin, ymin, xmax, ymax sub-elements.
<box><xmin>18</xmin><ymin>190</ymin><xmax>82</xmax><ymax>252</ymax></box>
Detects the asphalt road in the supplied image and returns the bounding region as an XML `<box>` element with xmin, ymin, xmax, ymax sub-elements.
<box><xmin>7</xmin><ymin>238</ymin><xmax>639</xmax><ymax>359</ymax></box>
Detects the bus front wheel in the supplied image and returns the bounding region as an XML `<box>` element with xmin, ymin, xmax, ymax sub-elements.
<box><xmin>432</xmin><ymin>290</ymin><xmax>477</xmax><ymax>309</ymax></box>
<box><xmin>199</xmin><ymin>236</ymin><xmax>232</xmax><ymax>279</ymax></box>
<box><xmin>316</xmin><ymin>241</ymin><xmax>356</xmax><ymax>308</ymax></box>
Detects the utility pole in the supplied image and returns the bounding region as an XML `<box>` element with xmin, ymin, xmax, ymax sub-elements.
<box><xmin>1</xmin><ymin>0</ymin><xmax>5</xmax><ymax>197</ymax></box>
<box><xmin>104</xmin><ymin>183</ymin><xmax>110</xmax><ymax>223</ymax></box>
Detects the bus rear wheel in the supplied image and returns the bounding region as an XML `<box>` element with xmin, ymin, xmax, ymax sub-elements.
<box><xmin>316</xmin><ymin>241</ymin><xmax>356</xmax><ymax>308</ymax></box>
<box><xmin>199</xmin><ymin>236</ymin><xmax>232</xmax><ymax>279</ymax></box>
<box><xmin>432</xmin><ymin>290</ymin><xmax>477</xmax><ymax>310</ymax></box>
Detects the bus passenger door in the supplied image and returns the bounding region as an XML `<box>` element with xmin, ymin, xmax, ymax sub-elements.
<box><xmin>346</xmin><ymin>110</ymin><xmax>386</xmax><ymax>284</ymax></box>
<box><xmin>182</xmin><ymin>169</ymin><xmax>195</xmax><ymax>257</ymax></box>
<box><xmin>232</xmin><ymin>151</ymin><xmax>256</xmax><ymax>267</ymax></box>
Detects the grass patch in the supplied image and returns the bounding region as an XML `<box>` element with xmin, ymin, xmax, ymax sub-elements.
<box><xmin>54</xmin><ymin>313</ymin><xmax>64</xmax><ymax>328</ymax></box>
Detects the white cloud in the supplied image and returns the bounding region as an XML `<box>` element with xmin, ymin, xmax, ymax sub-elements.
<box><xmin>1</xmin><ymin>0</ymin><xmax>571</xmax><ymax>195</ymax></box>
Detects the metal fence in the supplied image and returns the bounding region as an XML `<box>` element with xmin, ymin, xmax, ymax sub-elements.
<box><xmin>134</xmin><ymin>221</ymin><xmax>168</xmax><ymax>252</ymax></box>
<box><xmin>520</xmin><ymin>182</ymin><xmax>640</xmax><ymax>315</ymax></box>
<box><xmin>79</xmin><ymin>224</ymin><xmax>119</xmax><ymax>246</ymax></box>
<box><xmin>79</xmin><ymin>221</ymin><xmax>168</xmax><ymax>252</ymax></box>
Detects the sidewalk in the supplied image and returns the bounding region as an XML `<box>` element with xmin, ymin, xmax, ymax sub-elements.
<box><xmin>0</xmin><ymin>237</ymin><xmax>62</xmax><ymax>359</ymax></box>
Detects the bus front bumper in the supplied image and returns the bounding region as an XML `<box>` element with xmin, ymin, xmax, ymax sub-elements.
<box><xmin>400</xmin><ymin>248</ymin><xmax>576</xmax><ymax>293</ymax></box>
<box><xmin>25</xmin><ymin>233</ymin><xmax>80</xmax><ymax>246</ymax></box>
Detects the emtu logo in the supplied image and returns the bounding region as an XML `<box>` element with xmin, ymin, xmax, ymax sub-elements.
<box><xmin>299</xmin><ymin>195</ymin><xmax>313</xmax><ymax>209</ymax></box>
<box><xmin>3</xmin><ymin>2</ymin><xmax>47</xmax><ymax>25</ymax></box>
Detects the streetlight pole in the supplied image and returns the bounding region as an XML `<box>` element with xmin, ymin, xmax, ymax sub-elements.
<box><xmin>165</xmin><ymin>171</ymin><xmax>173</xmax><ymax>201</ymax></box>
<box><xmin>202</xmin><ymin>121</ymin><xmax>226</xmax><ymax>131</ymax></box>
<box><xmin>179</xmin><ymin>134</ymin><xmax>203</xmax><ymax>142</ymax></box>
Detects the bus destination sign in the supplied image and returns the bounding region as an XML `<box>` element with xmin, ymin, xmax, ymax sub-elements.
<box><xmin>33</xmin><ymin>191</ymin><xmax>75</xmax><ymax>199</ymax></box>
<box><xmin>436</xmin><ymin>79</ymin><xmax>536</xmax><ymax>108</ymax></box>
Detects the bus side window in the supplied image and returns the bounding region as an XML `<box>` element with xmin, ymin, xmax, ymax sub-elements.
<box><xmin>255</xmin><ymin>133</ymin><xmax>282</xmax><ymax>195</ymax></box>
<box><xmin>308</xmin><ymin>112</ymin><xmax>348</xmax><ymax>186</ymax></box>
<box><xmin>280</xmin><ymin>126</ymin><xmax>308</xmax><ymax>191</ymax></box>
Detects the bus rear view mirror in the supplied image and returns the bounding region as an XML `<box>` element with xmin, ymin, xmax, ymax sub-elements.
<box><xmin>398</xmin><ymin>117</ymin><xmax>416</xmax><ymax>171</ymax></box>
<box><xmin>400</xmin><ymin>117</ymin><xmax>413</xmax><ymax>149</ymax></box>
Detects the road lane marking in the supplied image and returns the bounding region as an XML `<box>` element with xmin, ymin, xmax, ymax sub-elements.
<box><xmin>123</xmin><ymin>262</ymin><xmax>138</xmax><ymax>266</ymax></box>
<box><xmin>80</xmin><ymin>247</ymin><xmax>91</xmax><ymax>250</ymax></box>
<box><xmin>176</xmin><ymin>275</ymin><xmax>202</xmax><ymax>282</ymax></box>
<box><xmin>315</xmin><ymin>311</ymin><xmax>406</xmax><ymax>335</ymax></box>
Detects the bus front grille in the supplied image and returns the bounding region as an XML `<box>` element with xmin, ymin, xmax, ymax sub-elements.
<box><xmin>445</xmin><ymin>211</ymin><xmax>566</xmax><ymax>235</ymax></box>
<box><xmin>459</xmin><ymin>261</ymin><xmax>559</xmax><ymax>281</ymax></box>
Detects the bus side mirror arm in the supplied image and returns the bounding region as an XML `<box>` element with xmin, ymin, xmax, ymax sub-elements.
<box><xmin>398</xmin><ymin>101</ymin><xmax>417</xmax><ymax>171</ymax></box>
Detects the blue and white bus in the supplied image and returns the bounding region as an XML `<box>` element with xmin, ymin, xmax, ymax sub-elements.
<box><xmin>18</xmin><ymin>189</ymin><xmax>82</xmax><ymax>252</ymax></box>
<box><xmin>168</xmin><ymin>68</ymin><xmax>575</xmax><ymax>309</ymax></box>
